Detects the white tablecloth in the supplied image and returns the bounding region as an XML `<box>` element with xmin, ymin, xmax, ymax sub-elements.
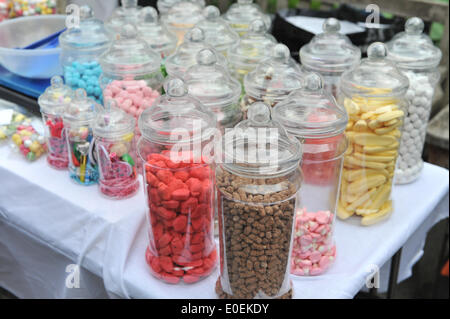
<box><xmin>0</xmin><ymin>144</ymin><xmax>448</xmax><ymax>298</ymax></box>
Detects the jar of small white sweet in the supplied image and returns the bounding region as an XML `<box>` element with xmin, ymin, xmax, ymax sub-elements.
<box><xmin>386</xmin><ymin>17</ymin><xmax>442</xmax><ymax>184</ymax></box>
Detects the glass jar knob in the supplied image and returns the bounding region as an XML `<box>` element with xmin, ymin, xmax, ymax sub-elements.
<box><xmin>367</xmin><ymin>42</ymin><xmax>387</xmax><ymax>60</ymax></box>
<box><xmin>120</xmin><ymin>24</ymin><xmax>138</xmax><ymax>39</ymax></box>
<box><xmin>79</xmin><ymin>5</ymin><xmax>94</xmax><ymax>20</ymax></box>
<box><xmin>272</xmin><ymin>44</ymin><xmax>290</xmax><ymax>64</ymax></box>
<box><xmin>322</xmin><ymin>18</ymin><xmax>340</xmax><ymax>33</ymax></box>
<box><xmin>50</xmin><ymin>75</ymin><xmax>64</xmax><ymax>88</ymax></box>
<box><xmin>304</xmin><ymin>73</ymin><xmax>323</xmax><ymax>91</ymax></box>
<box><xmin>249</xmin><ymin>19</ymin><xmax>267</xmax><ymax>34</ymax></box>
<box><xmin>141</xmin><ymin>7</ymin><xmax>158</xmax><ymax>24</ymax></box>
<box><xmin>405</xmin><ymin>17</ymin><xmax>424</xmax><ymax>35</ymax></box>
<box><xmin>196</xmin><ymin>48</ymin><xmax>216</xmax><ymax>67</ymax></box>
<box><xmin>121</xmin><ymin>0</ymin><xmax>137</xmax><ymax>9</ymax></box>
<box><xmin>185</xmin><ymin>27</ymin><xmax>205</xmax><ymax>43</ymax></box>
<box><xmin>165</xmin><ymin>78</ymin><xmax>187</xmax><ymax>97</ymax></box>
<box><xmin>248</xmin><ymin>102</ymin><xmax>271</xmax><ymax>125</ymax></box>
<box><xmin>204</xmin><ymin>5</ymin><xmax>220</xmax><ymax>21</ymax></box>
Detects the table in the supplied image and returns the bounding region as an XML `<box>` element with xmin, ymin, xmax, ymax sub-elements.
<box><xmin>0</xmin><ymin>143</ymin><xmax>448</xmax><ymax>298</ymax></box>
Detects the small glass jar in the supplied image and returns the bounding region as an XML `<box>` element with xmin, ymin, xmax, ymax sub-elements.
<box><xmin>59</xmin><ymin>5</ymin><xmax>112</xmax><ymax>105</ymax></box>
<box><xmin>337</xmin><ymin>42</ymin><xmax>409</xmax><ymax>226</ymax></box>
<box><xmin>105</xmin><ymin>0</ymin><xmax>142</xmax><ymax>39</ymax></box>
<box><xmin>227</xmin><ymin>19</ymin><xmax>277</xmax><ymax>84</ymax></box>
<box><xmin>161</xmin><ymin>1</ymin><xmax>204</xmax><ymax>46</ymax></box>
<box><xmin>194</xmin><ymin>5</ymin><xmax>239</xmax><ymax>57</ymax></box>
<box><xmin>157</xmin><ymin>0</ymin><xmax>205</xmax><ymax>16</ymax></box>
<box><xmin>386</xmin><ymin>17</ymin><xmax>442</xmax><ymax>184</ymax></box>
<box><xmin>137</xmin><ymin>7</ymin><xmax>178</xmax><ymax>59</ymax></box>
<box><xmin>273</xmin><ymin>73</ymin><xmax>348</xmax><ymax>276</ymax></box>
<box><xmin>300</xmin><ymin>18</ymin><xmax>361</xmax><ymax>99</ymax></box>
<box><xmin>93</xmin><ymin>101</ymin><xmax>139</xmax><ymax>199</ymax></box>
<box><xmin>38</xmin><ymin>76</ymin><xmax>73</xmax><ymax>169</ymax></box>
<box><xmin>138</xmin><ymin>78</ymin><xmax>217</xmax><ymax>284</ymax></box>
<box><xmin>223</xmin><ymin>0</ymin><xmax>271</xmax><ymax>37</ymax></box>
<box><xmin>184</xmin><ymin>48</ymin><xmax>242</xmax><ymax>131</ymax></box>
<box><xmin>215</xmin><ymin>102</ymin><xmax>302</xmax><ymax>299</ymax></box>
<box><xmin>63</xmin><ymin>89</ymin><xmax>100</xmax><ymax>186</ymax></box>
<box><xmin>242</xmin><ymin>44</ymin><xmax>304</xmax><ymax>118</ymax></box>
<box><xmin>165</xmin><ymin>27</ymin><xmax>227</xmax><ymax>80</ymax></box>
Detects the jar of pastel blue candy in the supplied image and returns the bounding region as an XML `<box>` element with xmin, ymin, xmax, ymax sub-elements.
<box><xmin>59</xmin><ymin>5</ymin><xmax>112</xmax><ymax>105</ymax></box>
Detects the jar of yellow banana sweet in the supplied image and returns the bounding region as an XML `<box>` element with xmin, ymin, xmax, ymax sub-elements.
<box><xmin>337</xmin><ymin>42</ymin><xmax>409</xmax><ymax>226</ymax></box>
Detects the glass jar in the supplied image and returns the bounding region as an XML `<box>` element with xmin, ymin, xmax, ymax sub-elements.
<box><xmin>223</xmin><ymin>0</ymin><xmax>271</xmax><ymax>37</ymax></box>
<box><xmin>137</xmin><ymin>7</ymin><xmax>178</xmax><ymax>59</ymax></box>
<box><xmin>60</xmin><ymin>5</ymin><xmax>112</xmax><ymax>105</ymax></box>
<box><xmin>38</xmin><ymin>76</ymin><xmax>73</xmax><ymax>169</ymax></box>
<box><xmin>194</xmin><ymin>5</ymin><xmax>239</xmax><ymax>57</ymax></box>
<box><xmin>161</xmin><ymin>1</ymin><xmax>204</xmax><ymax>46</ymax></box>
<box><xmin>386</xmin><ymin>17</ymin><xmax>442</xmax><ymax>184</ymax></box>
<box><xmin>184</xmin><ymin>48</ymin><xmax>242</xmax><ymax>131</ymax></box>
<box><xmin>105</xmin><ymin>0</ymin><xmax>141</xmax><ymax>39</ymax></box>
<box><xmin>337</xmin><ymin>42</ymin><xmax>409</xmax><ymax>226</ymax></box>
<box><xmin>300</xmin><ymin>18</ymin><xmax>361</xmax><ymax>99</ymax></box>
<box><xmin>93</xmin><ymin>101</ymin><xmax>139</xmax><ymax>199</ymax></box>
<box><xmin>227</xmin><ymin>19</ymin><xmax>277</xmax><ymax>84</ymax></box>
<box><xmin>242</xmin><ymin>44</ymin><xmax>304</xmax><ymax>119</ymax></box>
<box><xmin>63</xmin><ymin>89</ymin><xmax>100</xmax><ymax>186</ymax></box>
<box><xmin>157</xmin><ymin>0</ymin><xmax>205</xmax><ymax>16</ymax></box>
<box><xmin>165</xmin><ymin>27</ymin><xmax>227</xmax><ymax>80</ymax></box>
<box><xmin>215</xmin><ymin>102</ymin><xmax>302</xmax><ymax>299</ymax></box>
<box><xmin>138</xmin><ymin>78</ymin><xmax>217</xmax><ymax>284</ymax></box>
<box><xmin>273</xmin><ymin>73</ymin><xmax>348</xmax><ymax>276</ymax></box>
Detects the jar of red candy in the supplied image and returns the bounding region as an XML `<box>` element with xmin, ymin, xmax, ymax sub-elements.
<box><xmin>38</xmin><ymin>76</ymin><xmax>73</xmax><ymax>169</ymax></box>
<box><xmin>93</xmin><ymin>101</ymin><xmax>139</xmax><ymax>199</ymax></box>
<box><xmin>273</xmin><ymin>73</ymin><xmax>348</xmax><ymax>276</ymax></box>
<box><xmin>137</xmin><ymin>78</ymin><xmax>217</xmax><ymax>284</ymax></box>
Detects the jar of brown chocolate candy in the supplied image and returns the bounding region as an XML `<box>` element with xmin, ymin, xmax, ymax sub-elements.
<box><xmin>215</xmin><ymin>102</ymin><xmax>303</xmax><ymax>299</ymax></box>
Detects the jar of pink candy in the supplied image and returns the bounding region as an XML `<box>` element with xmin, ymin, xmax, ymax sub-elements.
<box><xmin>93</xmin><ymin>100</ymin><xmax>139</xmax><ymax>199</ymax></box>
<box><xmin>273</xmin><ymin>73</ymin><xmax>348</xmax><ymax>276</ymax></box>
<box><xmin>38</xmin><ymin>76</ymin><xmax>73</xmax><ymax>169</ymax></box>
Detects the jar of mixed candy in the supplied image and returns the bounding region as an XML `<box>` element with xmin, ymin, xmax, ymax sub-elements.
<box><xmin>273</xmin><ymin>73</ymin><xmax>348</xmax><ymax>276</ymax></box>
<box><xmin>222</xmin><ymin>0</ymin><xmax>271</xmax><ymax>36</ymax></box>
<box><xmin>157</xmin><ymin>0</ymin><xmax>205</xmax><ymax>16</ymax></box>
<box><xmin>215</xmin><ymin>102</ymin><xmax>302</xmax><ymax>299</ymax></box>
<box><xmin>386</xmin><ymin>17</ymin><xmax>442</xmax><ymax>184</ymax></box>
<box><xmin>138</xmin><ymin>78</ymin><xmax>217</xmax><ymax>284</ymax></box>
<box><xmin>38</xmin><ymin>76</ymin><xmax>73</xmax><ymax>169</ymax></box>
<box><xmin>105</xmin><ymin>0</ymin><xmax>141</xmax><ymax>39</ymax></box>
<box><xmin>8</xmin><ymin>0</ymin><xmax>57</xmax><ymax>18</ymax></box>
<box><xmin>337</xmin><ymin>42</ymin><xmax>409</xmax><ymax>226</ymax></box>
<box><xmin>59</xmin><ymin>5</ymin><xmax>112</xmax><ymax>104</ymax></box>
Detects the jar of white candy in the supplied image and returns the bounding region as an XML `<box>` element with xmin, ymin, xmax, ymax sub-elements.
<box><xmin>386</xmin><ymin>17</ymin><xmax>442</xmax><ymax>184</ymax></box>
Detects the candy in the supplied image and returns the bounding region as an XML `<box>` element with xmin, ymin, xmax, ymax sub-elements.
<box><xmin>11</xmin><ymin>124</ymin><xmax>47</xmax><ymax>161</ymax></box>
<box><xmin>64</xmin><ymin>61</ymin><xmax>103</xmax><ymax>104</ymax></box>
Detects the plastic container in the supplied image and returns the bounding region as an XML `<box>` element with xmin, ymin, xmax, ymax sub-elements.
<box><xmin>157</xmin><ymin>0</ymin><xmax>205</xmax><ymax>16</ymax></box>
<box><xmin>337</xmin><ymin>42</ymin><xmax>409</xmax><ymax>226</ymax></box>
<box><xmin>161</xmin><ymin>1</ymin><xmax>204</xmax><ymax>46</ymax></box>
<box><xmin>93</xmin><ymin>101</ymin><xmax>139</xmax><ymax>199</ymax></box>
<box><xmin>386</xmin><ymin>17</ymin><xmax>442</xmax><ymax>184</ymax></box>
<box><xmin>10</xmin><ymin>122</ymin><xmax>47</xmax><ymax>161</ymax></box>
<box><xmin>138</xmin><ymin>78</ymin><xmax>217</xmax><ymax>284</ymax></box>
<box><xmin>273</xmin><ymin>73</ymin><xmax>348</xmax><ymax>276</ymax></box>
<box><xmin>165</xmin><ymin>27</ymin><xmax>227</xmax><ymax>80</ymax></box>
<box><xmin>223</xmin><ymin>0</ymin><xmax>271</xmax><ymax>36</ymax></box>
<box><xmin>137</xmin><ymin>7</ymin><xmax>177</xmax><ymax>59</ymax></box>
<box><xmin>184</xmin><ymin>48</ymin><xmax>242</xmax><ymax>131</ymax></box>
<box><xmin>105</xmin><ymin>0</ymin><xmax>141</xmax><ymax>39</ymax></box>
<box><xmin>38</xmin><ymin>76</ymin><xmax>73</xmax><ymax>169</ymax></box>
<box><xmin>300</xmin><ymin>18</ymin><xmax>361</xmax><ymax>98</ymax></box>
<box><xmin>63</xmin><ymin>88</ymin><xmax>100</xmax><ymax>186</ymax></box>
<box><xmin>227</xmin><ymin>19</ymin><xmax>277</xmax><ymax>84</ymax></box>
<box><xmin>215</xmin><ymin>102</ymin><xmax>302</xmax><ymax>299</ymax></box>
<box><xmin>241</xmin><ymin>44</ymin><xmax>304</xmax><ymax>118</ymax></box>
<box><xmin>194</xmin><ymin>5</ymin><xmax>239</xmax><ymax>57</ymax></box>
<box><xmin>59</xmin><ymin>5</ymin><xmax>112</xmax><ymax>104</ymax></box>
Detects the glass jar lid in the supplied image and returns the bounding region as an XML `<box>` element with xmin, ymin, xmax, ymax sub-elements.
<box><xmin>93</xmin><ymin>100</ymin><xmax>135</xmax><ymax>139</ymax></box>
<box><xmin>63</xmin><ymin>88</ymin><xmax>99</xmax><ymax>124</ymax></box>
<box><xmin>340</xmin><ymin>42</ymin><xmax>409</xmax><ymax>97</ymax></box>
<box><xmin>223</xmin><ymin>0</ymin><xmax>271</xmax><ymax>34</ymax></box>
<box><xmin>244</xmin><ymin>44</ymin><xmax>304</xmax><ymax>102</ymax></box>
<box><xmin>59</xmin><ymin>5</ymin><xmax>112</xmax><ymax>50</ymax></box>
<box><xmin>300</xmin><ymin>18</ymin><xmax>361</xmax><ymax>74</ymax></box>
<box><xmin>137</xmin><ymin>7</ymin><xmax>177</xmax><ymax>58</ymax></box>
<box><xmin>138</xmin><ymin>78</ymin><xmax>216</xmax><ymax>145</ymax></box>
<box><xmin>223</xmin><ymin>102</ymin><xmax>302</xmax><ymax>177</ymax></box>
<box><xmin>386</xmin><ymin>17</ymin><xmax>442</xmax><ymax>70</ymax></box>
<box><xmin>38</xmin><ymin>76</ymin><xmax>73</xmax><ymax>115</ymax></box>
<box><xmin>105</xmin><ymin>0</ymin><xmax>141</xmax><ymax>36</ymax></box>
<box><xmin>157</xmin><ymin>0</ymin><xmax>205</xmax><ymax>15</ymax></box>
<box><xmin>195</xmin><ymin>5</ymin><xmax>240</xmax><ymax>54</ymax></box>
<box><xmin>99</xmin><ymin>24</ymin><xmax>162</xmax><ymax>76</ymax></box>
<box><xmin>273</xmin><ymin>73</ymin><xmax>347</xmax><ymax>138</ymax></box>
<box><xmin>162</xmin><ymin>1</ymin><xmax>204</xmax><ymax>28</ymax></box>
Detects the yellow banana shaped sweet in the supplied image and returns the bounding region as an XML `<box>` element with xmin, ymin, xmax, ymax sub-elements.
<box><xmin>337</xmin><ymin>200</ymin><xmax>354</xmax><ymax>219</ymax></box>
<box><xmin>353</xmin><ymin>152</ymin><xmax>396</xmax><ymax>163</ymax></box>
<box><xmin>346</xmin><ymin>188</ymin><xmax>378</xmax><ymax>211</ymax></box>
<box><xmin>344</xmin><ymin>168</ymin><xmax>389</xmax><ymax>182</ymax></box>
<box><xmin>347</xmin><ymin>174</ymin><xmax>386</xmax><ymax>194</ymax></box>
<box><xmin>361</xmin><ymin>201</ymin><xmax>393</xmax><ymax>226</ymax></box>
<box><xmin>377</xmin><ymin>110</ymin><xmax>404</xmax><ymax>122</ymax></box>
<box><xmin>353</xmin><ymin>133</ymin><xmax>397</xmax><ymax>146</ymax></box>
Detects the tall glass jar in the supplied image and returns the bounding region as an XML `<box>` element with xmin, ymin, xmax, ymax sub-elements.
<box><xmin>337</xmin><ymin>42</ymin><xmax>409</xmax><ymax>226</ymax></box>
<box><xmin>273</xmin><ymin>73</ymin><xmax>348</xmax><ymax>276</ymax></box>
<box><xmin>93</xmin><ymin>101</ymin><xmax>139</xmax><ymax>199</ymax></box>
<box><xmin>386</xmin><ymin>17</ymin><xmax>442</xmax><ymax>184</ymax></box>
<box><xmin>63</xmin><ymin>89</ymin><xmax>100</xmax><ymax>186</ymax></box>
<box><xmin>138</xmin><ymin>78</ymin><xmax>217</xmax><ymax>284</ymax></box>
<box><xmin>38</xmin><ymin>76</ymin><xmax>73</xmax><ymax>169</ymax></box>
<box><xmin>223</xmin><ymin>0</ymin><xmax>271</xmax><ymax>37</ymax></box>
<box><xmin>157</xmin><ymin>0</ymin><xmax>205</xmax><ymax>16</ymax></box>
<box><xmin>59</xmin><ymin>5</ymin><xmax>112</xmax><ymax>104</ymax></box>
<box><xmin>215</xmin><ymin>102</ymin><xmax>302</xmax><ymax>299</ymax></box>
<box><xmin>299</xmin><ymin>18</ymin><xmax>361</xmax><ymax>99</ymax></box>
<box><xmin>242</xmin><ymin>44</ymin><xmax>304</xmax><ymax>118</ymax></box>
<box><xmin>227</xmin><ymin>19</ymin><xmax>277</xmax><ymax>85</ymax></box>
<box><xmin>105</xmin><ymin>0</ymin><xmax>141</xmax><ymax>39</ymax></box>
